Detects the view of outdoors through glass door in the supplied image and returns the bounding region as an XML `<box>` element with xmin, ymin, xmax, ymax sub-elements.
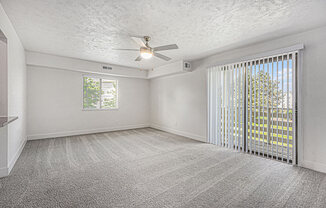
<box><xmin>208</xmin><ymin>52</ymin><xmax>297</xmax><ymax>164</ymax></box>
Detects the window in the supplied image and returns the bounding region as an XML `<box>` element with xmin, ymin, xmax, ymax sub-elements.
<box><xmin>208</xmin><ymin>50</ymin><xmax>299</xmax><ymax>164</ymax></box>
<box><xmin>83</xmin><ymin>76</ymin><xmax>118</xmax><ymax>110</ymax></box>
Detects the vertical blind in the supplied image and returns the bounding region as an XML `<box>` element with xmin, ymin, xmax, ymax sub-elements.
<box><xmin>208</xmin><ymin>51</ymin><xmax>297</xmax><ymax>164</ymax></box>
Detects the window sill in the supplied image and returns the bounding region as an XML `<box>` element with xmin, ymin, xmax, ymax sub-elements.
<box><xmin>82</xmin><ymin>108</ymin><xmax>119</xmax><ymax>111</ymax></box>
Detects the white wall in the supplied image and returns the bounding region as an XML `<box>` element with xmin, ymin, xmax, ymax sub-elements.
<box><xmin>150</xmin><ymin>26</ymin><xmax>326</xmax><ymax>173</ymax></box>
<box><xmin>0</xmin><ymin>4</ymin><xmax>27</xmax><ymax>177</ymax></box>
<box><xmin>0</xmin><ymin>126</ymin><xmax>8</xmax><ymax>177</ymax></box>
<box><xmin>0</xmin><ymin>37</ymin><xmax>7</xmax><ymax>116</ymax></box>
<box><xmin>27</xmin><ymin>65</ymin><xmax>150</xmax><ymax>140</ymax></box>
<box><xmin>150</xmin><ymin>69</ymin><xmax>206</xmax><ymax>142</ymax></box>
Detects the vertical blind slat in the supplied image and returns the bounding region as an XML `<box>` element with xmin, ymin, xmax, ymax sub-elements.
<box><xmin>271</xmin><ymin>58</ymin><xmax>274</xmax><ymax>159</ymax></box>
<box><xmin>245</xmin><ymin>62</ymin><xmax>249</xmax><ymax>152</ymax></box>
<box><xmin>223</xmin><ymin>68</ymin><xmax>226</xmax><ymax>147</ymax></box>
<box><xmin>216</xmin><ymin>68</ymin><xmax>220</xmax><ymax>145</ymax></box>
<box><xmin>249</xmin><ymin>62</ymin><xmax>253</xmax><ymax>153</ymax></box>
<box><xmin>276</xmin><ymin>56</ymin><xmax>280</xmax><ymax>159</ymax></box>
<box><xmin>207</xmin><ymin>51</ymin><xmax>298</xmax><ymax>164</ymax></box>
<box><xmin>262</xmin><ymin>59</ymin><xmax>265</xmax><ymax>156</ymax></box>
<box><xmin>258</xmin><ymin>60</ymin><xmax>261</xmax><ymax>156</ymax></box>
<box><xmin>213</xmin><ymin>69</ymin><xmax>216</xmax><ymax>145</ymax></box>
<box><xmin>287</xmin><ymin>55</ymin><xmax>290</xmax><ymax>163</ymax></box>
<box><xmin>219</xmin><ymin>68</ymin><xmax>221</xmax><ymax>145</ymax></box>
<box><xmin>231</xmin><ymin>65</ymin><xmax>234</xmax><ymax>149</ymax></box>
<box><xmin>234</xmin><ymin>64</ymin><xmax>239</xmax><ymax>150</ymax></box>
<box><xmin>266</xmin><ymin>58</ymin><xmax>269</xmax><ymax>157</ymax></box>
<box><xmin>292</xmin><ymin>53</ymin><xmax>296</xmax><ymax>164</ymax></box>
<box><xmin>228</xmin><ymin>66</ymin><xmax>232</xmax><ymax>148</ymax></box>
<box><xmin>254</xmin><ymin>62</ymin><xmax>257</xmax><ymax>154</ymax></box>
<box><xmin>207</xmin><ymin>68</ymin><xmax>211</xmax><ymax>143</ymax></box>
<box><xmin>211</xmin><ymin>68</ymin><xmax>214</xmax><ymax>144</ymax></box>
<box><xmin>281</xmin><ymin>55</ymin><xmax>284</xmax><ymax>161</ymax></box>
<box><xmin>242</xmin><ymin>63</ymin><xmax>245</xmax><ymax>151</ymax></box>
<box><xmin>237</xmin><ymin>64</ymin><xmax>241</xmax><ymax>150</ymax></box>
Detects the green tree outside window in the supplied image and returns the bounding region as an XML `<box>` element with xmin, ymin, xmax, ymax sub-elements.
<box><xmin>83</xmin><ymin>77</ymin><xmax>118</xmax><ymax>109</ymax></box>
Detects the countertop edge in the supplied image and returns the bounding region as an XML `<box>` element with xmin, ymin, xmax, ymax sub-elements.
<box><xmin>0</xmin><ymin>116</ymin><xmax>19</xmax><ymax>128</ymax></box>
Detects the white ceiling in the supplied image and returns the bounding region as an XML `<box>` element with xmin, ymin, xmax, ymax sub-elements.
<box><xmin>1</xmin><ymin>0</ymin><xmax>326</xmax><ymax>70</ymax></box>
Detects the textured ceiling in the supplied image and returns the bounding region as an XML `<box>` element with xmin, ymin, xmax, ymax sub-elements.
<box><xmin>1</xmin><ymin>0</ymin><xmax>326</xmax><ymax>70</ymax></box>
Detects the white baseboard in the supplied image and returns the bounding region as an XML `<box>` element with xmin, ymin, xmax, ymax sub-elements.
<box><xmin>150</xmin><ymin>123</ymin><xmax>206</xmax><ymax>142</ymax></box>
<box><xmin>0</xmin><ymin>167</ymin><xmax>8</xmax><ymax>178</ymax></box>
<box><xmin>8</xmin><ymin>139</ymin><xmax>27</xmax><ymax>174</ymax></box>
<box><xmin>301</xmin><ymin>160</ymin><xmax>326</xmax><ymax>174</ymax></box>
<box><xmin>0</xmin><ymin>138</ymin><xmax>27</xmax><ymax>178</ymax></box>
<box><xmin>27</xmin><ymin>124</ymin><xmax>150</xmax><ymax>140</ymax></box>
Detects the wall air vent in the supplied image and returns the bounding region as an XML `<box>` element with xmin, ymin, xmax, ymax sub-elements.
<box><xmin>102</xmin><ymin>66</ymin><xmax>112</xmax><ymax>70</ymax></box>
<box><xmin>183</xmin><ymin>62</ymin><xmax>191</xmax><ymax>72</ymax></box>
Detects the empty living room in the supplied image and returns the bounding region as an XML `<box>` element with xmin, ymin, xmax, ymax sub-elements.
<box><xmin>1</xmin><ymin>0</ymin><xmax>326</xmax><ymax>207</ymax></box>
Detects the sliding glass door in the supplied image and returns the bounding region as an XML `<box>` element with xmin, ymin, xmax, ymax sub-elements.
<box><xmin>208</xmin><ymin>52</ymin><xmax>297</xmax><ymax>164</ymax></box>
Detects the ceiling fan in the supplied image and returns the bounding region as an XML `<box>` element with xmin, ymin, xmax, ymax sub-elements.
<box><xmin>113</xmin><ymin>36</ymin><xmax>178</xmax><ymax>61</ymax></box>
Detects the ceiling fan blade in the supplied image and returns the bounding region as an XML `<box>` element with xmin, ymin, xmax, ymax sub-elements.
<box><xmin>131</xmin><ymin>37</ymin><xmax>146</xmax><ymax>47</ymax></box>
<box><xmin>135</xmin><ymin>56</ymin><xmax>142</xmax><ymax>61</ymax></box>
<box><xmin>153</xmin><ymin>44</ymin><xmax>178</xmax><ymax>51</ymax></box>
<box><xmin>154</xmin><ymin>52</ymin><xmax>171</xmax><ymax>61</ymax></box>
<box><xmin>112</xmin><ymin>48</ymin><xmax>139</xmax><ymax>51</ymax></box>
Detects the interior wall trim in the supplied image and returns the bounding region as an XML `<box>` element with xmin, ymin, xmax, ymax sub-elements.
<box><xmin>27</xmin><ymin>124</ymin><xmax>150</xmax><ymax>140</ymax></box>
<box><xmin>302</xmin><ymin>160</ymin><xmax>326</xmax><ymax>174</ymax></box>
<box><xmin>150</xmin><ymin>123</ymin><xmax>206</xmax><ymax>142</ymax></box>
<box><xmin>0</xmin><ymin>167</ymin><xmax>8</xmax><ymax>178</ymax></box>
<box><xmin>8</xmin><ymin>138</ymin><xmax>27</xmax><ymax>174</ymax></box>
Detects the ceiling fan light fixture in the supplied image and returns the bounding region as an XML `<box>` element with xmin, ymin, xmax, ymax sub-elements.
<box><xmin>140</xmin><ymin>47</ymin><xmax>153</xmax><ymax>59</ymax></box>
<box><xmin>115</xmin><ymin>36</ymin><xmax>178</xmax><ymax>61</ymax></box>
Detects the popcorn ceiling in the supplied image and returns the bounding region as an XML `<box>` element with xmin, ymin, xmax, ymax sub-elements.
<box><xmin>2</xmin><ymin>0</ymin><xmax>326</xmax><ymax>69</ymax></box>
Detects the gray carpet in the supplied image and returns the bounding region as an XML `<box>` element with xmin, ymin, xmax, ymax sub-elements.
<box><xmin>0</xmin><ymin>128</ymin><xmax>326</xmax><ymax>208</ymax></box>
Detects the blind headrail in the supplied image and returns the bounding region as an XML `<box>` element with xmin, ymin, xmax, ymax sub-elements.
<box><xmin>208</xmin><ymin>44</ymin><xmax>304</xmax><ymax>69</ymax></box>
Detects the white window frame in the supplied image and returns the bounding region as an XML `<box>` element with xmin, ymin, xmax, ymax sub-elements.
<box><xmin>82</xmin><ymin>75</ymin><xmax>119</xmax><ymax>111</ymax></box>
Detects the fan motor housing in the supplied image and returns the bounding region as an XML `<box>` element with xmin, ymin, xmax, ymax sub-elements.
<box><xmin>140</xmin><ymin>47</ymin><xmax>153</xmax><ymax>54</ymax></box>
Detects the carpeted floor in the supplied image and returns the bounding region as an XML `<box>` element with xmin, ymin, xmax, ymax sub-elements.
<box><xmin>0</xmin><ymin>128</ymin><xmax>326</xmax><ymax>208</ymax></box>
